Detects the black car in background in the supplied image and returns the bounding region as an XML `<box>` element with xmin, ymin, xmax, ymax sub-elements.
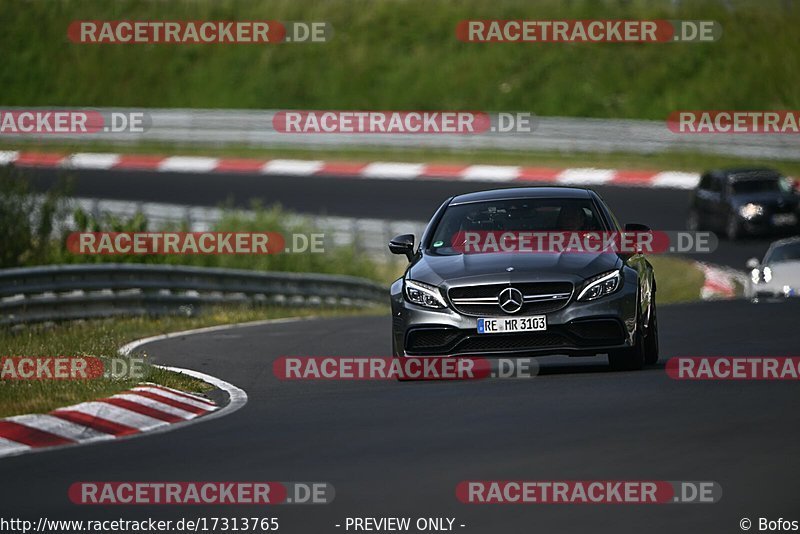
<box><xmin>687</xmin><ymin>168</ymin><xmax>799</xmax><ymax>240</ymax></box>
<box><xmin>389</xmin><ymin>187</ymin><xmax>659</xmax><ymax>371</ymax></box>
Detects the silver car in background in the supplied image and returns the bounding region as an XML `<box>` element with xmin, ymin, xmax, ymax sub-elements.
<box><xmin>746</xmin><ymin>237</ymin><xmax>800</xmax><ymax>299</ymax></box>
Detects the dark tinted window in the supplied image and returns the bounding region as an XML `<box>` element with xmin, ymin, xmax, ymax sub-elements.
<box><xmin>765</xmin><ymin>242</ymin><xmax>800</xmax><ymax>264</ymax></box>
<box><xmin>428</xmin><ymin>198</ymin><xmax>606</xmax><ymax>254</ymax></box>
<box><xmin>731</xmin><ymin>178</ymin><xmax>784</xmax><ymax>195</ymax></box>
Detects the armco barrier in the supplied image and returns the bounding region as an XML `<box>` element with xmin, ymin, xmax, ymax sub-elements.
<box><xmin>57</xmin><ymin>196</ymin><xmax>428</xmax><ymax>259</ymax></box>
<box><xmin>0</xmin><ymin>108</ymin><xmax>796</xmax><ymax>161</ymax></box>
<box><xmin>0</xmin><ymin>264</ymin><xmax>387</xmax><ymax>326</ymax></box>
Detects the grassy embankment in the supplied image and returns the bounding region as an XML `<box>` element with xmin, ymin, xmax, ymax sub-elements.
<box><xmin>2</xmin><ymin>0</ymin><xmax>797</xmax><ymax>173</ymax></box>
<box><xmin>1</xmin><ymin>0</ymin><xmax>796</xmax><ymax>118</ymax></box>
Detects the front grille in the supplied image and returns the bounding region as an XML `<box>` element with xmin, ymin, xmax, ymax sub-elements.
<box><xmin>406</xmin><ymin>328</ymin><xmax>461</xmax><ymax>351</ymax></box>
<box><xmin>449</xmin><ymin>282</ymin><xmax>573</xmax><ymax>316</ymax></box>
<box><xmin>456</xmin><ymin>332</ymin><xmax>568</xmax><ymax>352</ymax></box>
<box><xmin>766</xmin><ymin>201</ymin><xmax>797</xmax><ymax>214</ymax></box>
<box><xmin>405</xmin><ymin>327</ymin><xmax>569</xmax><ymax>355</ymax></box>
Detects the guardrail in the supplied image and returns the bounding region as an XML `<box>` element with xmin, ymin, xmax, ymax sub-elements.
<box><xmin>1</xmin><ymin>108</ymin><xmax>797</xmax><ymax>161</ymax></box>
<box><xmin>0</xmin><ymin>264</ymin><xmax>387</xmax><ymax>326</ymax></box>
<box><xmin>57</xmin><ymin>196</ymin><xmax>427</xmax><ymax>260</ymax></box>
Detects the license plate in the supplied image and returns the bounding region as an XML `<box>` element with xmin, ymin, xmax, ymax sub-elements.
<box><xmin>772</xmin><ymin>213</ymin><xmax>797</xmax><ymax>226</ymax></box>
<box><xmin>477</xmin><ymin>316</ymin><xmax>547</xmax><ymax>334</ymax></box>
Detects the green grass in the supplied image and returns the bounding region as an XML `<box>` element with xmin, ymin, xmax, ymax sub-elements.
<box><xmin>0</xmin><ymin>0</ymin><xmax>797</xmax><ymax>119</ymax></box>
<box><xmin>650</xmin><ymin>255</ymin><xmax>708</xmax><ymax>303</ymax></box>
<box><xmin>0</xmin><ymin>305</ymin><xmax>385</xmax><ymax>418</ymax></box>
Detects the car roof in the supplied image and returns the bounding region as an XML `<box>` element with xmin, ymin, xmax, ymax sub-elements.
<box><xmin>712</xmin><ymin>168</ymin><xmax>781</xmax><ymax>180</ymax></box>
<box><xmin>449</xmin><ymin>187</ymin><xmax>592</xmax><ymax>205</ymax></box>
<box><xmin>769</xmin><ymin>236</ymin><xmax>800</xmax><ymax>249</ymax></box>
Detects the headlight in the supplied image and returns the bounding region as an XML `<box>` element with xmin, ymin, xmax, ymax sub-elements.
<box><xmin>738</xmin><ymin>203</ymin><xmax>764</xmax><ymax>220</ymax></box>
<box><xmin>763</xmin><ymin>266</ymin><xmax>772</xmax><ymax>283</ymax></box>
<box><xmin>577</xmin><ymin>270</ymin><xmax>622</xmax><ymax>302</ymax></box>
<box><xmin>404</xmin><ymin>279</ymin><xmax>447</xmax><ymax>309</ymax></box>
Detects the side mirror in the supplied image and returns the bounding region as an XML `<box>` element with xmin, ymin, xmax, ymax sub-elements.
<box><xmin>623</xmin><ymin>223</ymin><xmax>651</xmax><ymax>255</ymax></box>
<box><xmin>389</xmin><ymin>234</ymin><xmax>415</xmax><ymax>261</ymax></box>
<box><xmin>624</xmin><ymin>223</ymin><xmax>651</xmax><ymax>232</ymax></box>
<box><xmin>746</xmin><ymin>257</ymin><xmax>760</xmax><ymax>270</ymax></box>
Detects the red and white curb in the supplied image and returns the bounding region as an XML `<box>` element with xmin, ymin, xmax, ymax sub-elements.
<box><xmin>0</xmin><ymin>150</ymin><xmax>704</xmax><ymax>189</ymax></box>
<box><xmin>0</xmin><ymin>318</ymin><xmax>311</xmax><ymax>459</ymax></box>
<box><xmin>697</xmin><ymin>262</ymin><xmax>745</xmax><ymax>300</ymax></box>
<box><xmin>0</xmin><ymin>383</ymin><xmax>220</xmax><ymax>458</ymax></box>
<box><xmin>0</xmin><ymin>335</ymin><xmax>256</xmax><ymax>460</ymax></box>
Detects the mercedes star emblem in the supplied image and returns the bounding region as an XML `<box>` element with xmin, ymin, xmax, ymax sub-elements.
<box><xmin>498</xmin><ymin>287</ymin><xmax>524</xmax><ymax>314</ymax></box>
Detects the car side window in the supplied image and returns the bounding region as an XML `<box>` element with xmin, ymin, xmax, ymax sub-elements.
<box><xmin>699</xmin><ymin>173</ymin><xmax>712</xmax><ymax>190</ymax></box>
<box><xmin>709</xmin><ymin>175</ymin><xmax>723</xmax><ymax>194</ymax></box>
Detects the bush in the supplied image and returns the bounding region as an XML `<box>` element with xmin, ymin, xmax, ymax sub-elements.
<box><xmin>0</xmin><ymin>170</ymin><xmax>388</xmax><ymax>282</ymax></box>
<box><xmin>0</xmin><ymin>169</ymin><xmax>70</xmax><ymax>268</ymax></box>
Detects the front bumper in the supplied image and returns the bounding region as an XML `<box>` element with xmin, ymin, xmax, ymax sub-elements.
<box><xmin>738</xmin><ymin>213</ymin><xmax>800</xmax><ymax>236</ymax></box>
<box><xmin>391</xmin><ymin>278</ymin><xmax>639</xmax><ymax>358</ymax></box>
<box><xmin>751</xmin><ymin>285</ymin><xmax>799</xmax><ymax>300</ymax></box>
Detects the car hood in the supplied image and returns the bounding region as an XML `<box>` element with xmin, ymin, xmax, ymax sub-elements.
<box><xmin>732</xmin><ymin>192</ymin><xmax>798</xmax><ymax>208</ymax></box>
<box><xmin>765</xmin><ymin>261</ymin><xmax>800</xmax><ymax>284</ymax></box>
<box><xmin>408</xmin><ymin>252</ymin><xmax>622</xmax><ymax>286</ymax></box>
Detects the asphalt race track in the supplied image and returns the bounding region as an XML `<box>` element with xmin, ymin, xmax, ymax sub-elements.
<box><xmin>2</xmin><ymin>300</ymin><xmax>799</xmax><ymax>533</ymax></box>
<box><xmin>22</xmin><ymin>167</ymin><xmax>775</xmax><ymax>269</ymax></box>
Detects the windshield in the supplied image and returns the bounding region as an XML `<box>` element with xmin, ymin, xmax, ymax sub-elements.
<box><xmin>765</xmin><ymin>242</ymin><xmax>800</xmax><ymax>264</ymax></box>
<box><xmin>731</xmin><ymin>177</ymin><xmax>787</xmax><ymax>195</ymax></box>
<box><xmin>427</xmin><ymin>197</ymin><xmax>606</xmax><ymax>255</ymax></box>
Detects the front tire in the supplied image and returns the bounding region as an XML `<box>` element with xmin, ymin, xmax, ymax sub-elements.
<box><xmin>608</xmin><ymin>331</ymin><xmax>645</xmax><ymax>371</ymax></box>
<box><xmin>643</xmin><ymin>299</ymin><xmax>659</xmax><ymax>365</ymax></box>
<box><xmin>608</xmin><ymin>302</ymin><xmax>647</xmax><ymax>371</ymax></box>
<box><xmin>393</xmin><ymin>355</ymin><xmax>412</xmax><ymax>381</ymax></box>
